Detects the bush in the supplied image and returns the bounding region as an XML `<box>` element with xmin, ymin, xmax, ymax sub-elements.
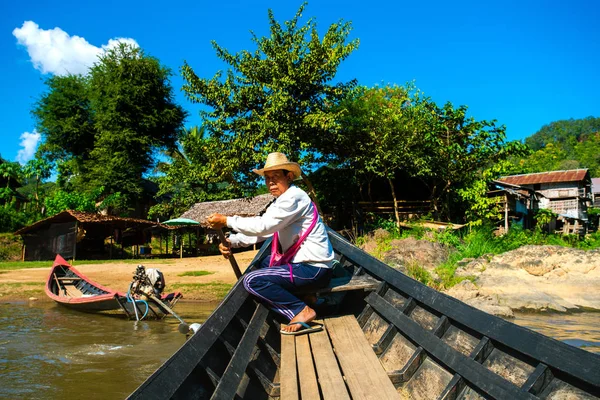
<box><xmin>0</xmin><ymin>233</ymin><xmax>22</xmax><ymax>261</ymax></box>
<box><xmin>0</xmin><ymin>207</ymin><xmax>28</xmax><ymax>233</ymax></box>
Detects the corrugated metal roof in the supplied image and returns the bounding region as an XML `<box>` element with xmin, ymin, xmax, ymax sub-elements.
<box><xmin>498</xmin><ymin>169</ymin><xmax>589</xmax><ymax>186</ymax></box>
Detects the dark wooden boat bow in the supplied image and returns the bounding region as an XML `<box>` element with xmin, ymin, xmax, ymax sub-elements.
<box><xmin>129</xmin><ymin>229</ymin><xmax>600</xmax><ymax>399</ymax></box>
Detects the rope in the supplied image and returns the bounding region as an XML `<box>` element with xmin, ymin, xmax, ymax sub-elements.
<box><xmin>127</xmin><ymin>283</ymin><xmax>149</xmax><ymax>320</ymax></box>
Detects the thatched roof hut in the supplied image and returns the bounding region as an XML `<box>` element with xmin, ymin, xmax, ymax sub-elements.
<box><xmin>180</xmin><ymin>194</ymin><xmax>275</xmax><ymax>227</ymax></box>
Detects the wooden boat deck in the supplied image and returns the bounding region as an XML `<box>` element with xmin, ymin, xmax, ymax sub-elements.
<box><xmin>129</xmin><ymin>229</ymin><xmax>600</xmax><ymax>400</ymax></box>
<box><xmin>281</xmin><ymin>315</ymin><xmax>398</xmax><ymax>399</ymax></box>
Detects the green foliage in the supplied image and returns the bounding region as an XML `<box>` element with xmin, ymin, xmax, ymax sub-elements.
<box><xmin>180</xmin><ymin>3</ymin><xmax>358</xmax><ymax>192</ymax></box>
<box><xmin>33</xmin><ymin>74</ymin><xmax>95</xmax><ymax>184</ymax></box>
<box><xmin>415</xmin><ymin>102</ymin><xmax>529</xmax><ymax>220</ymax></box>
<box><xmin>512</xmin><ymin>117</ymin><xmax>600</xmax><ymax>176</ymax></box>
<box><xmin>457</xmin><ymin>160</ymin><xmax>516</xmax><ymax>227</ymax></box>
<box><xmin>334</xmin><ymin>84</ymin><xmax>428</xmax><ymax>227</ymax></box>
<box><xmin>534</xmin><ymin>208</ymin><xmax>557</xmax><ymax>231</ymax></box>
<box><xmin>44</xmin><ymin>188</ymin><xmax>100</xmax><ymax>215</ymax></box>
<box><xmin>0</xmin><ymin>208</ymin><xmax>28</xmax><ymax>233</ymax></box>
<box><xmin>33</xmin><ymin>43</ymin><xmax>186</xmax><ymax>210</ymax></box>
<box><xmin>150</xmin><ymin>126</ymin><xmax>234</xmax><ymax>220</ymax></box>
<box><xmin>0</xmin><ymin>233</ymin><xmax>22</xmax><ymax>261</ymax></box>
<box><xmin>86</xmin><ymin>44</ymin><xmax>187</xmax><ymax>199</ymax></box>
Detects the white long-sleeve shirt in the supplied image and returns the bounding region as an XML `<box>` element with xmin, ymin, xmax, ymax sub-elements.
<box><xmin>226</xmin><ymin>185</ymin><xmax>334</xmax><ymax>268</ymax></box>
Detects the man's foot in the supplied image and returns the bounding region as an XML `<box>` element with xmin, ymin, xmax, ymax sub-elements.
<box><xmin>301</xmin><ymin>294</ymin><xmax>318</xmax><ymax>306</ymax></box>
<box><xmin>281</xmin><ymin>306</ymin><xmax>317</xmax><ymax>333</ymax></box>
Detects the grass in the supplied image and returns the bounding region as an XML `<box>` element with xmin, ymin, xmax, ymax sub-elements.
<box><xmin>0</xmin><ymin>258</ymin><xmax>176</xmax><ymax>271</ymax></box>
<box><xmin>178</xmin><ymin>270</ymin><xmax>214</xmax><ymax>277</ymax></box>
<box><xmin>169</xmin><ymin>282</ymin><xmax>233</xmax><ymax>299</ymax></box>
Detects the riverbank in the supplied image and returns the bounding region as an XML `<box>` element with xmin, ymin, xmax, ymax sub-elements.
<box><xmin>0</xmin><ymin>251</ymin><xmax>259</xmax><ymax>302</ymax></box>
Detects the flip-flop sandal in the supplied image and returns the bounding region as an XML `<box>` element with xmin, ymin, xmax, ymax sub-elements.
<box><xmin>280</xmin><ymin>321</ymin><xmax>323</xmax><ymax>336</ymax></box>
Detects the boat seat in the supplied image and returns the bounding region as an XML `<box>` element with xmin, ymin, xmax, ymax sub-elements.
<box><xmin>280</xmin><ymin>315</ymin><xmax>398</xmax><ymax>399</ymax></box>
<box><xmin>56</xmin><ymin>277</ymin><xmax>82</xmax><ymax>281</ymax></box>
<box><xmin>294</xmin><ymin>274</ymin><xmax>380</xmax><ymax>295</ymax></box>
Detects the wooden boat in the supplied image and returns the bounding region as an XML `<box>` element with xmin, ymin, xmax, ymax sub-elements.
<box><xmin>129</xmin><ymin>229</ymin><xmax>600</xmax><ymax>399</ymax></box>
<box><xmin>46</xmin><ymin>254</ymin><xmax>182</xmax><ymax>319</ymax></box>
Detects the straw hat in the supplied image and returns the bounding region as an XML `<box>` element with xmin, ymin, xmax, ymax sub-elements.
<box><xmin>253</xmin><ymin>152</ymin><xmax>302</xmax><ymax>180</ymax></box>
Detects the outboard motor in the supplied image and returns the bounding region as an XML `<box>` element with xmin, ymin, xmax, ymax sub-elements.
<box><xmin>130</xmin><ymin>265</ymin><xmax>165</xmax><ymax>299</ymax></box>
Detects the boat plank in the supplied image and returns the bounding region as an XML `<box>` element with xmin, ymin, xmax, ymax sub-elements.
<box><xmin>325</xmin><ymin>315</ymin><xmax>398</xmax><ymax>400</ymax></box>
<box><xmin>280</xmin><ymin>335</ymin><xmax>299</xmax><ymax>400</ymax></box>
<box><xmin>211</xmin><ymin>304</ymin><xmax>269</xmax><ymax>400</ymax></box>
<box><xmin>296</xmin><ymin>335</ymin><xmax>320</xmax><ymax>400</ymax></box>
<box><xmin>309</xmin><ymin>326</ymin><xmax>350</xmax><ymax>400</ymax></box>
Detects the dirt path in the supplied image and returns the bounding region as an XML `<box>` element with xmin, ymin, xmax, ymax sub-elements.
<box><xmin>0</xmin><ymin>251</ymin><xmax>259</xmax><ymax>302</ymax></box>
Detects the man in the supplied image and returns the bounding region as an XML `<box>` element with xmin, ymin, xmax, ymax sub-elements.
<box><xmin>207</xmin><ymin>152</ymin><xmax>333</xmax><ymax>334</ymax></box>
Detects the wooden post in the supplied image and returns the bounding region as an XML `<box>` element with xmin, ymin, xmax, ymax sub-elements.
<box><xmin>504</xmin><ymin>194</ymin><xmax>509</xmax><ymax>233</ymax></box>
<box><xmin>109</xmin><ymin>235</ymin><xmax>113</xmax><ymax>259</ymax></box>
<box><xmin>159</xmin><ymin>233</ymin><xmax>163</xmax><ymax>256</ymax></box>
<box><xmin>22</xmin><ymin>244</ymin><xmax>26</xmax><ymax>262</ymax></box>
<box><xmin>180</xmin><ymin>231</ymin><xmax>183</xmax><ymax>259</ymax></box>
<box><xmin>73</xmin><ymin>221</ymin><xmax>78</xmax><ymax>263</ymax></box>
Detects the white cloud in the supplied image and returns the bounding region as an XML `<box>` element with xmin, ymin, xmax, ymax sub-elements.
<box><xmin>16</xmin><ymin>130</ymin><xmax>41</xmax><ymax>164</ymax></box>
<box><xmin>12</xmin><ymin>21</ymin><xmax>138</xmax><ymax>76</ymax></box>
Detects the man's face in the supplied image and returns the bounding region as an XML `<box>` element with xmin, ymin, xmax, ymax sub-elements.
<box><xmin>264</xmin><ymin>170</ymin><xmax>293</xmax><ymax>197</ymax></box>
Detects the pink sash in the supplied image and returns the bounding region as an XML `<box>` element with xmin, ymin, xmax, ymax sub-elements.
<box><xmin>269</xmin><ymin>202</ymin><xmax>318</xmax><ymax>283</ymax></box>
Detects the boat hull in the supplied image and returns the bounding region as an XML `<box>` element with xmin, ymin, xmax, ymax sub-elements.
<box><xmin>46</xmin><ymin>255</ymin><xmax>181</xmax><ymax>319</ymax></box>
<box><xmin>129</xmin><ymin>229</ymin><xmax>600</xmax><ymax>399</ymax></box>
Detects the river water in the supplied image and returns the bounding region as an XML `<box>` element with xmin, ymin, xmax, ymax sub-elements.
<box><xmin>0</xmin><ymin>301</ymin><xmax>216</xmax><ymax>400</ymax></box>
<box><xmin>1</xmin><ymin>302</ymin><xmax>599</xmax><ymax>399</ymax></box>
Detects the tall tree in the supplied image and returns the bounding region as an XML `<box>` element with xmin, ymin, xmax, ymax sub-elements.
<box><xmin>33</xmin><ymin>74</ymin><xmax>95</xmax><ymax>188</ymax></box>
<box><xmin>87</xmin><ymin>43</ymin><xmax>187</xmax><ymax>200</ymax></box>
<box><xmin>33</xmin><ymin>44</ymin><xmax>187</xmax><ymax>210</ymax></box>
<box><xmin>181</xmin><ymin>3</ymin><xmax>358</xmax><ymax>195</ymax></box>
<box><xmin>416</xmin><ymin>102</ymin><xmax>528</xmax><ymax>220</ymax></box>
<box><xmin>150</xmin><ymin>126</ymin><xmax>233</xmax><ymax>219</ymax></box>
<box><xmin>333</xmin><ymin>84</ymin><xmax>428</xmax><ymax>227</ymax></box>
<box><xmin>22</xmin><ymin>158</ymin><xmax>51</xmax><ymax>209</ymax></box>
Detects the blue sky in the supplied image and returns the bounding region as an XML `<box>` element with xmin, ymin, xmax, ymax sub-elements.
<box><xmin>1</xmin><ymin>0</ymin><xmax>599</xmax><ymax>165</ymax></box>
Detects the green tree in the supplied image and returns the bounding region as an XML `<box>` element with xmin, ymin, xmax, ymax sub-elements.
<box><xmin>515</xmin><ymin>117</ymin><xmax>600</xmax><ymax>176</ymax></box>
<box><xmin>334</xmin><ymin>84</ymin><xmax>427</xmax><ymax>227</ymax></box>
<box><xmin>23</xmin><ymin>158</ymin><xmax>51</xmax><ymax>208</ymax></box>
<box><xmin>0</xmin><ymin>159</ymin><xmax>22</xmax><ymax>205</ymax></box>
<box><xmin>33</xmin><ymin>74</ymin><xmax>95</xmax><ymax>187</ymax></box>
<box><xmin>86</xmin><ymin>43</ymin><xmax>187</xmax><ymax>201</ymax></box>
<box><xmin>44</xmin><ymin>188</ymin><xmax>100</xmax><ymax>215</ymax></box>
<box><xmin>181</xmin><ymin>3</ymin><xmax>358</xmax><ymax>195</ymax></box>
<box><xmin>32</xmin><ymin>44</ymin><xmax>187</xmax><ymax>212</ymax></box>
<box><xmin>150</xmin><ymin>126</ymin><xmax>233</xmax><ymax>219</ymax></box>
<box><xmin>417</xmin><ymin>102</ymin><xmax>528</xmax><ymax>220</ymax></box>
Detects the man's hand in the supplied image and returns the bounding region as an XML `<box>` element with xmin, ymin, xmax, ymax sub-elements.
<box><xmin>207</xmin><ymin>213</ymin><xmax>227</xmax><ymax>230</ymax></box>
<box><xmin>218</xmin><ymin>238</ymin><xmax>232</xmax><ymax>259</ymax></box>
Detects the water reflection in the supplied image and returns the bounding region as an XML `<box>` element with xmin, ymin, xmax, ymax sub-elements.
<box><xmin>0</xmin><ymin>301</ymin><xmax>216</xmax><ymax>399</ymax></box>
<box><xmin>511</xmin><ymin>311</ymin><xmax>600</xmax><ymax>354</ymax></box>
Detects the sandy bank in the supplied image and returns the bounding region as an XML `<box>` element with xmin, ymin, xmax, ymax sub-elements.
<box><xmin>0</xmin><ymin>250</ymin><xmax>259</xmax><ymax>302</ymax></box>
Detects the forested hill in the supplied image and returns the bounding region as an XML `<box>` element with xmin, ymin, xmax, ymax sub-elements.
<box><xmin>512</xmin><ymin>116</ymin><xmax>600</xmax><ymax>177</ymax></box>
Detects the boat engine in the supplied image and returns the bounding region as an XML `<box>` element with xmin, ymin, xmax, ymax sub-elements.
<box><xmin>129</xmin><ymin>265</ymin><xmax>165</xmax><ymax>300</ymax></box>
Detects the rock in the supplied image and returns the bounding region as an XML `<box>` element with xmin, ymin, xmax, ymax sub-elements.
<box><xmin>468</xmin><ymin>245</ymin><xmax>600</xmax><ymax>313</ymax></box>
<box><xmin>444</xmin><ymin>280</ymin><xmax>514</xmax><ymax>318</ymax></box>
<box><xmin>382</xmin><ymin>237</ymin><xmax>449</xmax><ymax>274</ymax></box>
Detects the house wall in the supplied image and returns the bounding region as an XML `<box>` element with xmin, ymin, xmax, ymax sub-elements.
<box><xmin>23</xmin><ymin>222</ymin><xmax>77</xmax><ymax>261</ymax></box>
<box><xmin>519</xmin><ymin>181</ymin><xmax>589</xmax><ymax>220</ymax></box>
